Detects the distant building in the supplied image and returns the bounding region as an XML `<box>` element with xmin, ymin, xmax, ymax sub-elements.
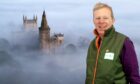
<box><xmin>39</xmin><ymin>11</ymin><xmax>64</xmax><ymax>53</ymax></box>
<box><xmin>23</xmin><ymin>15</ymin><xmax>37</xmax><ymax>29</ymax></box>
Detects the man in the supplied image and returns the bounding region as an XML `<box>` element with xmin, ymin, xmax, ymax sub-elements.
<box><xmin>85</xmin><ymin>2</ymin><xmax>140</xmax><ymax>84</ymax></box>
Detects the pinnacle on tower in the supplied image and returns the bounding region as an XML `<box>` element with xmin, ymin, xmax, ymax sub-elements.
<box><xmin>40</xmin><ymin>10</ymin><xmax>49</xmax><ymax>29</ymax></box>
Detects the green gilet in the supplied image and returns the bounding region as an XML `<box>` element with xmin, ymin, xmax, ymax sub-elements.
<box><xmin>86</xmin><ymin>26</ymin><xmax>127</xmax><ymax>84</ymax></box>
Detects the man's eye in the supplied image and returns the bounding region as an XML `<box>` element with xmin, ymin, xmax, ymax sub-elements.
<box><xmin>103</xmin><ymin>17</ymin><xmax>108</xmax><ymax>19</ymax></box>
<box><xmin>96</xmin><ymin>17</ymin><xmax>100</xmax><ymax>19</ymax></box>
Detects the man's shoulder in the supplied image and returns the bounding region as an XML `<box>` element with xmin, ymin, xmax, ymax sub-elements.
<box><xmin>116</xmin><ymin>31</ymin><xmax>128</xmax><ymax>37</ymax></box>
<box><xmin>90</xmin><ymin>38</ymin><xmax>95</xmax><ymax>45</ymax></box>
<box><xmin>115</xmin><ymin>31</ymin><xmax>129</xmax><ymax>40</ymax></box>
<box><xmin>115</xmin><ymin>32</ymin><xmax>134</xmax><ymax>46</ymax></box>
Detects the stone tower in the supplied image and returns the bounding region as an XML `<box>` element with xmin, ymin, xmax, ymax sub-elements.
<box><xmin>39</xmin><ymin>11</ymin><xmax>50</xmax><ymax>52</ymax></box>
<box><xmin>23</xmin><ymin>15</ymin><xmax>37</xmax><ymax>29</ymax></box>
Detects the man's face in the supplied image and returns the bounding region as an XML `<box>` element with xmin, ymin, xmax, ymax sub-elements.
<box><xmin>93</xmin><ymin>7</ymin><xmax>114</xmax><ymax>36</ymax></box>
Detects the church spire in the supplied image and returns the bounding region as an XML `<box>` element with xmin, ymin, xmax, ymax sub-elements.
<box><xmin>40</xmin><ymin>10</ymin><xmax>49</xmax><ymax>29</ymax></box>
<box><xmin>39</xmin><ymin>11</ymin><xmax>51</xmax><ymax>51</ymax></box>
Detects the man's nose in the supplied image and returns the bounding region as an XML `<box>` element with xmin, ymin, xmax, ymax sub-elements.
<box><xmin>98</xmin><ymin>19</ymin><xmax>105</xmax><ymax>23</ymax></box>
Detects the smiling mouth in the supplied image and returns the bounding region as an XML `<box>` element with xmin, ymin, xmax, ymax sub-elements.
<box><xmin>99</xmin><ymin>26</ymin><xmax>104</xmax><ymax>29</ymax></box>
<box><xmin>98</xmin><ymin>24</ymin><xmax>107</xmax><ymax>28</ymax></box>
<box><xmin>99</xmin><ymin>26</ymin><xmax>102</xmax><ymax>28</ymax></box>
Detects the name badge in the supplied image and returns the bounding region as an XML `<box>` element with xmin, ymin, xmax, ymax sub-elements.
<box><xmin>104</xmin><ymin>52</ymin><xmax>114</xmax><ymax>60</ymax></box>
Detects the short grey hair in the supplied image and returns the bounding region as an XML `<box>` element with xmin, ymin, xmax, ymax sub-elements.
<box><xmin>93</xmin><ymin>2</ymin><xmax>114</xmax><ymax>19</ymax></box>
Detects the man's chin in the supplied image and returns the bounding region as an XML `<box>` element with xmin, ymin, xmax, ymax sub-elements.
<box><xmin>98</xmin><ymin>31</ymin><xmax>105</xmax><ymax>36</ymax></box>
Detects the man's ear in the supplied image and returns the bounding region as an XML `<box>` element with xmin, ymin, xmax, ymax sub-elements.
<box><xmin>113</xmin><ymin>18</ymin><xmax>115</xmax><ymax>23</ymax></box>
